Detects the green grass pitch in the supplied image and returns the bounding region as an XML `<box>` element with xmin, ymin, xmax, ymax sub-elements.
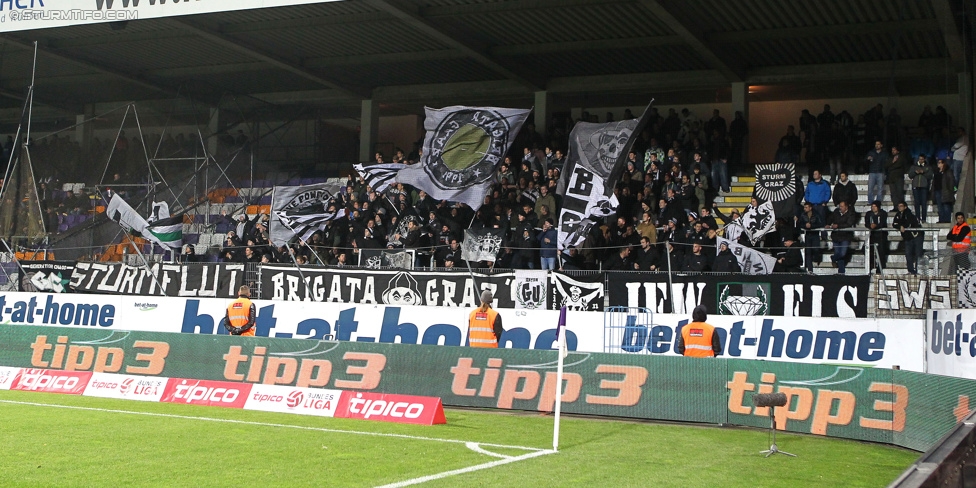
<box><xmin>0</xmin><ymin>390</ymin><xmax>917</xmax><ymax>487</ymax></box>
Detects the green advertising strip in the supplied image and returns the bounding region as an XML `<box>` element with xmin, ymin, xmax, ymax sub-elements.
<box><xmin>0</xmin><ymin>324</ymin><xmax>971</xmax><ymax>452</ymax></box>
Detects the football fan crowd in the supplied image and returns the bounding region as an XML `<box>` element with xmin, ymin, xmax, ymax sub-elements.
<box><xmin>200</xmin><ymin>104</ymin><xmax>968</xmax><ymax>276</ymax></box>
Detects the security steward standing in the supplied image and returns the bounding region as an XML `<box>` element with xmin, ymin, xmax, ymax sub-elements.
<box><xmin>224</xmin><ymin>285</ymin><xmax>257</xmax><ymax>336</ymax></box>
<box><xmin>467</xmin><ymin>290</ymin><xmax>503</xmax><ymax>348</ymax></box>
<box><xmin>947</xmin><ymin>212</ymin><xmax>972</xmax><ymax>274</ymax></box>
<box><xmin>676</xmin><ymin>305</ymin><xmax>721</xmax><ymax>357</ymax></box>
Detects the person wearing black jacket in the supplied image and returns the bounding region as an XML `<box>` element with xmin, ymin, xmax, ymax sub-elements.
<box><xmin>713</xmin><ymin>241</ymin><xmax>741</xmax><ymax>272</ymax></box>
<box><xmin>604</xmin><ymin>247</ymin><xmax>632</xmax><ymax>271</ymax></box>
<box><xmin>656</xmin><ymin>242</ymin><xmax>684</xmax><ymax>272</ymax></box>
<box><xmin>886</xmin><ymin>146</ymin><xmax>908</xmax><ymax>209</ymax></box>
<box><xmin>682</xmin><ymin>243</ymin><xmax>710</xmax><ymax>272</ymax></box>
<box><xmin>773</xmin><ymin>237</ymin><xmax>804</xmax><ymax>273</ymax></box>
<box><xmin>826</xmin><ymin>201</ymin><xmax>858</xmax><ymax>274</ymax></box>
<box><xmin>864</xmin><ymin>201</ymin><xmax>888</xmax><ymax>273</ymax></box>
<box><xmin>893</xmin><ymin>201</ymin><xmax>924</xmax><ymax>275</ymax></box>
<box><xmin>634</xmin><ymin>236</ymin><xmax>659</xmax><ymax>271</ymax></box>
<box><xmin>798</xmin><ymin>202</ymin><xmax>823</xmax><ymax>272</ymax></box>
<box><xmin>832</xmin><ymin>172</ymin><xmax>858</xmax><ymax>207</ymax></box>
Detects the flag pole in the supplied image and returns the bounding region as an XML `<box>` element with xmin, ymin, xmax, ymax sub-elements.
<box><xmin>553</xmin><ymin>306</ymin><xmax>567</xmax><ymax>452</ymax></box>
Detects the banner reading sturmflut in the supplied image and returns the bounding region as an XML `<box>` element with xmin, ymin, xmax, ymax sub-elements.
<box><xmin>396</xmin><ymin>106</ymin><xmax>530</xmax><ymax>209</ymax></box>
<box><xmin>270</xmin><ymin>183</ymin><xmax>346</xmax><ymax>247</ymax></box>
<box><xmin>557</xmin><ymin>103</ymin><xmax>652</xmax><ymax>249</ymax></box>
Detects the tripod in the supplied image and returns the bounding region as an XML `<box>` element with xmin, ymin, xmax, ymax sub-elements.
<box><xmin>761</xmin><ymin>406</ymin><xmax>796</xmax><ymax>458</ymax></box>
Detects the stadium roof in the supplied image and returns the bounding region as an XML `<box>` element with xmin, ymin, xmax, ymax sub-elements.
<box><xmin>0</xmin><ymin>0</ymin><xmax>970</xmax><ymax>125</ymax></box>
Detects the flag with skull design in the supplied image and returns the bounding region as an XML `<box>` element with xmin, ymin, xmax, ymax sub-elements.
<box><xmin>556</xmin><ymin>102</ymin><xmax>653</xmax><ymax>249</ymax></box>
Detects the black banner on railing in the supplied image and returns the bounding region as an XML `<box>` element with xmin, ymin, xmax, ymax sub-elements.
<box><xmin>607</xmin><ymin>273</ymin><xmax>870</xmax><ymax>318</ymax></box>
<box><xmin>70</xmin><ymin>262</ymin><xmax>245</xmax><ymax>297</ymax></box>
<box><xmin>18</xmin><ymin>261</ymin><xmax>76</xmax><ymax>293</ymax></box>
<box><xmin>260</xmin><ymin>264</ymin><xmax>518</xmax><ymax>308</ymax></box>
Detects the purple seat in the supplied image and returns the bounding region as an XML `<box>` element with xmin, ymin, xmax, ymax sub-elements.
<box><xmin>216</xmin><ymin>222</ymin><xmax>232</xmax><ymax>234</ymax></box>
<box><xmin>300</xmin><ymin>178</ymin><xmax>313</xmax><ymax>186</ymax></box>
<box><xmin>65</xmin><ymin>215</ymin><xmax>78</xmax><ymax>226</ymax></box>
<box><xmin>184</xmin><ymin>234</ymin><xmax>200</xmax><ymax>245</ymax></box>
<box><xmin>193</xmin><ymin>214</ymin><xmax>205</xmax><ymax>223</ymax></box>
<box><xmin>225</xmin><ymin>196</ymin><xmax>243</xmax><ymax>204</ymax></box>
<box><xmin>258</xmin><ymin>196</ymin><xmax>272</xmax><ymax>205</ymax></box>
<box><xmin>58</xmin><ymin>223</ymin><xmax>69</xmax><ymax>233</ymax></box>
<box><xmin>286</xmin><ymin>178</ymin><xmax>300</xmax><ymax>185</ymax></box>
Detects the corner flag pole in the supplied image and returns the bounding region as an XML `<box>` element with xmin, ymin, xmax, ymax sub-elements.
<box><xmin>553</xmin><ymin>306</ymin><xmax>568</xmax><ymax>452</ymax></box>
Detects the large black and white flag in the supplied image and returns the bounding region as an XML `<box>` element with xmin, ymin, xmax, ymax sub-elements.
<box><xmin>740</xmin><ymin>201</ymin><xmax>776</xmax><ymax>245</ymax></box>
<box><xmin>556</xmin><ymin>102</ymin><xmax>652</xmax><ymax>249</ymax></box>
<box><xmin>754</xmin><ymin>163</ymin><xmax>797</xmax><ymax>220</ymax></box>
<box><xmin>396</xmin><ymin>106</ymin><xmax>530</xmax><ymax>209</ymax></box>
<box><xmin>270</xmin><ymin>183</ymin><xmax>347</xmax><ymax>246</ymax></box>
<box><xmin>353</xmin><ymin>161</ymin><xmax>407</xmax><ymax>193</ymax></box>
<box><xmin>460</xmin><ymin>228</ymin><xmax>505</xmax><ymax>263</ymax></box>
<box><xmin>716</xmin><ymin>237</ymin><xmax>776</xmax><ymax>275</ymax></box>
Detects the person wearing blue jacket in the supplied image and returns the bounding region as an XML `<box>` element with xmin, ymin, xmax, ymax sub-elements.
<box><xmin>805</xmin><ymin>170</ymin><xmax>831</xmax><ymax>225</ymax></box>
<box><xmin>537</xmin><ymin>218</ymin><xmax>558</xmax><ymax>270</ymax></box>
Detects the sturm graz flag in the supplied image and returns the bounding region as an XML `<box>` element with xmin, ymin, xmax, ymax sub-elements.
<box><xmin>396</xmin><ymin>106</ymin><xmax>530</xmax><ymax>209</ymax></box>
<box><xmin>270</xmin><ymin>183</ymin><xmax>346</xmax><ymax>247</ymax></box>
<box><xmin>556</xmin><ymin>102</ymin><xmax>652</xmax><ymax>249</ymax></box>
<box><xmin>754</xmin><ymin>163</ymin><xmax>797</xmax><ymax>220</ymax></box>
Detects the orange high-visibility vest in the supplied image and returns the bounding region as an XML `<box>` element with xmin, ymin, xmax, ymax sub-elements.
<box><xmin>468</xmin><ymin>308</ymin><xmax>499</xmax><ymax>348</ymax></box>
<box><xmin>951</xmin><ymin>223</ymin><xmax>971</xmax><ymax>250</ymax></box>
<box><xmin>226</xmin><ymin>297</ymin><xmax>255</xmax><ymax>336</ymax></box>
<box><xmin>681</xmin><ymin>321</ymin><xmax>716</xmax><ymax>357</ymax></box>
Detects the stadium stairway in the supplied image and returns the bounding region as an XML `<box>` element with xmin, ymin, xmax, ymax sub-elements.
<box><xmin>714</xmin><ymin>174</ymin><xmax>955</xmax><ymax>275</ymax></box>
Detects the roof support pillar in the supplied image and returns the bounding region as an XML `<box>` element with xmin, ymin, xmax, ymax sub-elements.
<box><xmin>534</xmin><ymin>90</ymin><xmax>551</xmax><ymax>142</ymax></box>
<box><xmin>731</xmin><ymin>82</ymin><xmax>749</xmax><ymax>165</ymax></box>
<box><xmin>360</xmin><ymin>99</ymin><xmax>380</xmax><ymax>163</ymax></box>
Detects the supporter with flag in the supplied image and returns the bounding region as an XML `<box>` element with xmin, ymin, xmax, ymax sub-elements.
<box><xmin>396</xmin><ymin>105</ymin><xmax>530</xmax><ymax>209</ymax></box>
<box><xmin>556</xmin><ymin>102</ymin><xmax>653</xmax><ymax>249</ymax></box>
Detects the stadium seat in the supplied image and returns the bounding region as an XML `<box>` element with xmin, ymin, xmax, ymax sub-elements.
<box><xmin>246</xmin><ymin>205</ymin><xmax>260</xmax><ymax>215</ymax></box>
<box><xmin>258</xmin><ymin>196</ymin><xmax>273</xmax><ymax>205</ymax></box>
<box><xmin>257</xmin><ymin>205</ymin><xmax>271</xmax><ymax>215</ymax></box>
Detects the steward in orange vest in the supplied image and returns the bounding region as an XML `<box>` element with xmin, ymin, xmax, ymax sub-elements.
<box><xmin>948</xmin><ymin>213</ymin><xmax>972</xmax><ymax>273</ymax></box>
<box><xmin>676</xmin><ymin>305</ymin><xmax>721</xmax><ymax>357</ymax></box>
<box><xmin>468</xmin><ymin>290</ymin><xmax>503</xmax><ymax>348</ymax></box>
<box><xmin>224</xmin><ymin>285</ymin><xmax>257</xmax><ymax>336</ymax></box>
<box><xmin>948</xmin><ymin>213</ymin><xmax>971</xmax><ymax>250</ymax></box>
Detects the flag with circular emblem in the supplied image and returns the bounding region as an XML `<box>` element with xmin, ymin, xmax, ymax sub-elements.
<box><xmin>396</xmin><ymin>105</ymin><xmax>531</xmax><ymax>209</ymax></box>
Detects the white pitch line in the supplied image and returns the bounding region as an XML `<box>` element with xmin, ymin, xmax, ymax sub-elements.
<box><xmin>375</xmin><ymin>449</ymin><xmax>555</xmax><ymax>488</ymax></box>
<box><xmin>465</xmin><ymin>442</ymin><xmax>511</xmax><ymax>459</ymax></box>
<box><xmin>0</xmin><ymin>399</ymin><xmax>544</xmax><ymax>453</ymax></box>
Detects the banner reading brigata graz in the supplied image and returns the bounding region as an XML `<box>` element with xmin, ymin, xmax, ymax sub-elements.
<box><xmin>0</xmin><ymin>291</ymin><xmax>921</xmax><ymax>367</ymax></box>
<box><xmin>262</xmin><ymin>265</ymin><xmax>606</xmax><ymax>311</ymax></box>
<box><xmin>926</xmin><ymin>309</ymin><xmax>976</xmax><ymax>380</ymax></box>
<box><xmin>70</xmin><ymin>262</ymin><xmax>244</xmax><ymax>298</ymax></box>
<box><xmin>0</xmin><ymin>323</ymin><xmax>968</xmax><ymax>452</ymax></box>
<box><xmin>0</xmin><ymin>0</ymin><xmax>340</xmax><ymax>33</ymax></box>
<box><xmin>608</xmin><ymin>273</ymin><xmax>870</xmax><ymax>317</ymax></box>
